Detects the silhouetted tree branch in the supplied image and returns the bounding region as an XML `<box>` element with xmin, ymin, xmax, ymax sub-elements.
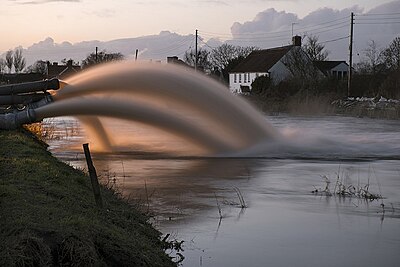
<box><xmin>13</xmin><ymin>48</ymin><xmax>26</xmax><ymax>73</ymax></box>
<box><xmin>82</xmin><ymin>50</ymin><xmax>124</xmax><ymax>69</ymax></box>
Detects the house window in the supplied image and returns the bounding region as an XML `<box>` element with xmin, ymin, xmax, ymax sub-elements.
<box><xmin>338</xmin><ymin>71</ymin><xmax>342</xmax><ymax>79</ymax></box>
<box><xmin>239</xmin><ymin>73</ymin><xmax>242</xmax><ymax>83</ymax></box>
<box><xmin>244</xmin><ymin>73</ymin><xmax>247</xmax><ymax>83</ymax></box>
<box><xmin>332</xmin><ymin>71</ymin><xmax>337</xmax><ymax>77</ymax></box>
<box><xmin>234</xmin><ymin>74</ymin><xmax>237</xmax><ymax>83</ymax></box>
<box><xmin>343</xmin><ymin>71</ymin><xmax>347</xmax><ymax>79</ymax></box>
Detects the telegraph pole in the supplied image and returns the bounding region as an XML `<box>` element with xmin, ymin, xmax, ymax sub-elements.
<box><xmin>195</xmin><ymin>29</ymin><xmax>198</xmax><ymax>71</ymax></box>
<box><xmin>95</xmin><ymin>46</ymin><xmax>98</xmax><ymax>63</ymax></box>
<box><xmin>348</xmin><ymin>12</ymin><xmax>354</xmax><ymax>97</ymax></box>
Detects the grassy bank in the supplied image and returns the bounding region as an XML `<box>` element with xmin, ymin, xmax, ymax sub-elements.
<box><xmin>0</xmin><ymin>129</ymin><xmax>175</xmax><ymax>266</ymax></box>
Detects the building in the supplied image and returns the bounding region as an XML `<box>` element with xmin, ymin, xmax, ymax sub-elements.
<box><xmin>228</xmin><ymin>36</ymin><xmax>328</xmax><ymax>93</ymax></box>
<box><xmin>313</xmin><ymin>61</ymin><xmax>349</xmax><ymax>80</ymax></box>
<box><xmin>47</xmin><ymin>60</ymin><xmax>81</xmax><ymax>80</ymax></box>
<box><xmin>229</xmin><ymin>36</ymin><xmax>304</xmax><ymax>93</ymax></box>
<box><xmin>167</xmin><ymin>56</ymin><xmax>188</xmax><ymax>67</ymax></box>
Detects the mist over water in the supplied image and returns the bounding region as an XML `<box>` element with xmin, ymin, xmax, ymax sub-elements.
<box><xmin>36</xmin><ymin>61</ymin><xmax>400</xmax><ymax>159</ymax></box>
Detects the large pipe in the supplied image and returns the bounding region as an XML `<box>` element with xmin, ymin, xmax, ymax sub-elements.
<box><xmin>0</xmin><ymin>92</ymin><xmax>50</xmax><ymax>105</ymax></box>
<box><xmin>0</xmin><ymin>95</ymin><xmax>54</xmax><ymax>130</ymax></box>
<box><xmin>0</xmin><ymin>79</ymin><xmax>60</xmax><ymax>95</ymax></box>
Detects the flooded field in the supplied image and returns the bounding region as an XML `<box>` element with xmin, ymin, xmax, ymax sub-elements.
<box><xmin>46</xmin><ymin>115</ymin><xmax>400</xmax><ymax>267</ymax></box>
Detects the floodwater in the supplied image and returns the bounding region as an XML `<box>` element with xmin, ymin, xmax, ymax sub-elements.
<box><xmin>46</xmin><ymin>115</ymin><xmax>400</xmax><ymax>267</ymax></box>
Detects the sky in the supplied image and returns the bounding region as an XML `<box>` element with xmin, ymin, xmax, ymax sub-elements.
<box><xmin>1</xmin><ymin>0</ymin><xmax>399</xmax><ymax>66</ymax></box>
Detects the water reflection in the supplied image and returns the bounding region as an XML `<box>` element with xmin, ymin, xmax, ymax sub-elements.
<box><xmin>46</xmin><ymin>116</ymin><xmax>400</xmax><ymax>267</ymax></box>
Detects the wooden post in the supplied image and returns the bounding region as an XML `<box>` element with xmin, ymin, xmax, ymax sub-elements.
<box><xmin>83</xmin><ymin>143</ymin><xmax>103</xmax><ymax>208</ymax></box>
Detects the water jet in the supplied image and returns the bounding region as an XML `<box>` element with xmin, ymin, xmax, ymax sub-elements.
<box><xmin>1</xmin><ymin>62</ymin><xmax>278</xmax><ymax>155</ymax></box>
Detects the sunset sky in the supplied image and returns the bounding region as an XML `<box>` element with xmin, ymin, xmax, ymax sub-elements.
<box><xmin>1</xmin><ymin>0</ymin><xmax>399</xmax><ymax>65</ymax></box>
<box><xmin>1</xmin><ymin>0</ymin><xmax>396</xmax><ymax>50</ymax></box>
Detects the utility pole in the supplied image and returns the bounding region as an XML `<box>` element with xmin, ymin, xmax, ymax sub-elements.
<box><xmin>135</xmin><ymin>49</ymin><xmax>138</xmax><ymax>61</ymax></box>
<box><xmin>348</xmin><ymin>12</ymin><xmax>354</xmax><ymax>97</ymax></box>
<box><xmin>195</xmin><ymin>29</ymin><xmax>198</xmax><ymax>72</ymax></box>
<box><xmin>95</xmin><ymin>47</ymin><xmax>98</xmax><ymax>64</ymax></box>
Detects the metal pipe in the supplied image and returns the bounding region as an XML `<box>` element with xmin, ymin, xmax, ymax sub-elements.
<box><xmin>0</xmin><ymin>108</ymin><xmax>37</xmax><ymax>130</ymax></box>
<box><xmin>0</xmin><ymin>94</ymin><xmax>54</xmax><ymax>130</ymax></box>
<box><xmin>0</xmin><ymin>78</ymin><xmax>60</xmax><ymax>95</ymax></box>
<box><xmin>0</xmin><ymin>92</ymin><xmax>50</xmax><ymax>105</ymax></box>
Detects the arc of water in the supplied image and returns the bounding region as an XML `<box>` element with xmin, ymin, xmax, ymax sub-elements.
<box><xmin>35</xmin><ymin>98</ymin><xmax>235</xmax><ymax>154</ymax></box>
<box><xmin>55</xmin><ymin>63</ymin><xmax>279</xmax><ymax>147</ymax></box>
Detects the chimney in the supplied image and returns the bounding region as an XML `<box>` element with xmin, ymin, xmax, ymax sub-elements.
<box><xmin>167</xmin><ymin>56</ymin><xmax>178</xmax><ymax>64</ymax></box>
<box><xmin>292</xmin><ymin>35</ymin><xmax>301</xmax><ymax>46</ymax></box>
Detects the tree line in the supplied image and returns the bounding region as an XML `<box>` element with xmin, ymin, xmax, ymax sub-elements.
<box><xmin>249</xmin><ymin>35</ymin><xmax>400</xmax><ymax>101</ymax></box>
<box><xmin>1</xmin><ymin>35</ymin><xmax>398</xmax><ymax>99</ymax></box>
<box><xmin>0</xmin><ymin>49</ymin><xmax>124</xmax><ymax>75</ymax></box>
<box><xmin>0</xmin><ymin>48</ymin><xmax>26</xmax><ymax>73</ymax></box>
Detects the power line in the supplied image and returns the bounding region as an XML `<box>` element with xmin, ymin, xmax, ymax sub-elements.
<box><xmin>319</xmin><ymin>35</ymin><xmax>349</xmax><ymax>44</ymax></box>
<box><xmin>355</xmin><ymin>21</ymin><xmax>400</xmax><ymax>25</ymax></box>
<box><xmin>356</xmin><ymin>12</ymin><xmax>400</xmax><ymax>16</ymax></box>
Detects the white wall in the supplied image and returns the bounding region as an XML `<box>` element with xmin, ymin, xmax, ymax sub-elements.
<box><xmin>269</xmin><ymin>60</ymin><xmax>292</xmax><ymax>84</ymax></box>
<box><xmin>330</xmin><ymin>62</ymin><xmax>349</xmax><ymax>79</ymax></box>
<box><xmin>229</xmin><ymin>72</ymin><xmax>269</xmax><ymax>93</ymax></box>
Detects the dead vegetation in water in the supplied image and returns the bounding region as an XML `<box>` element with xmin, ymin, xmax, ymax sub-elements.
<box><xmin>312</xmin><ymin>166</ymin><xmax>384</xmax><ymax>201</ymax></box>
<box><xmin>24</xmin><ymin>118</ymin><xmax>81</xmax><ymax>142</ymax></box>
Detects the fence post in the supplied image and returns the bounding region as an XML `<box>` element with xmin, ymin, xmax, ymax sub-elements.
<box><xmin>83</xmin><ymin>143</ymin><xmax>103</xmax><ymax>208</ymax></box>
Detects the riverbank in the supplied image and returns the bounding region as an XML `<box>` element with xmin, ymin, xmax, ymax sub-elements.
<box><xmin>243</xmin><ymin>94</ymin><xmax>400</xmax><ymax>119</ymax></box>
<box><xmin>0</xmin><ymin>129</ymin><xmax>175</xmax><ymax>266</ymax></box>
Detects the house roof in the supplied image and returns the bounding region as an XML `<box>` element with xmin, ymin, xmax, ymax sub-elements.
<box><xmin>230</xmin><ymin>45</ymin><xmax>293</xmax><ymax>73</ymax></box>
<box><xmin>313</xmin><ymin>61</ymin><xmax>348</xmax><ymax>73</ymax></box>
<box><xmin>47</xmin><ymin>60</ymin><xmax>81</xmax><ymax>80</ymax></box>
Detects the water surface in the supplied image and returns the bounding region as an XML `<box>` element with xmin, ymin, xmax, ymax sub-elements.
<box><xmin>46</xmin><ymin>115</ymin><xmax>400</xmax><ymax>267</ymax></box>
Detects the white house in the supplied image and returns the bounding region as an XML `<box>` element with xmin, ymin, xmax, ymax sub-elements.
<box><xmin>229</xmin><ymin>36</ymin><xmax>305</xmax><ymax>93</ymax></box>
<box><xmin>228</xmin><ymin>36</ymin><xmax>329</xmax><ymax>93</ymax></box>
<box><xmin>313</xmin><ymin>61</ymin><xmax>349</xmax><ymax>80</ymax></box>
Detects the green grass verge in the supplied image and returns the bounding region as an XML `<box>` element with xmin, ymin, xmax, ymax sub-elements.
<box><xmin>0</xmin><ymin>129</ymin><xmax>175</xmax><ymax>267</ymax></box>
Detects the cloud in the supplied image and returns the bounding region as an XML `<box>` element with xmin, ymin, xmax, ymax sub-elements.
<box><xmin>197</xmin><ymin>0</ymin><xmax>229</xmax><ymax>6</ymax></box>
<box><xmin>12</xmin><ymin>0</ymin><xmax>81</xmax><ymax>4</ymax></box>
<box><xmin>228</xmin><ymin>2</ymin><xmax>399</xmax><ymax>61</ymax></box>
<box><xmin>87</xmin><ymin>8</ymin><xmax>116</xmax><ymax>18</ymax></box>
<box><xmin>3</xmin><ymin>31</ymin><xmax>195</xmax><ymax>67</ymax></box>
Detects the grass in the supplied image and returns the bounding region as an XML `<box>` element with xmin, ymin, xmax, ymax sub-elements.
<box><xmin>0</xmin><ymin>129</ymin><xmax>176</xmax><ymax>266</ymax></box>
<box><xmin>312</xmin><ymin>167</ymin><xmax>383</xmax><ymax>201</ymax></box>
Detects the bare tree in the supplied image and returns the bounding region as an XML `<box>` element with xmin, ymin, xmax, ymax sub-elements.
<box><xmin>355</xmin><ymin>40</ymin><xmax>383</xmax><ymax>74</ymax></box>
<box><xmin>283</xmin><ymin>47</ymin><xmax>319</xmax><ymax>80</ymax></box>
<box><xmin>210</xmin><ymin>44</ymin><xmax>257</xmax><ymax>81</ymax></box>
<box><xmin>26</xmin><ymin>60</ymin><xmax>48</xmax><ymax>75</ymax></box>
<box><xmin>82</xmin><ymin>50</ymin><xmax>124</xmax><ymax>69</ymax></box>
<box><xmin>5</xmin><ymin>50</ymin><xmax>13</xmax><ymax>73</ymax></box>
<box><xmin>13</xmin><ymin>48</ymin><xmax>26</xmax><ymax>73</ymax></box>
<box><xmin>0</xmin><ymin>58</ymin><xmax>6</xmax><ymax>73</ymax></box>
<box><xmin>210</xmin><ymin>44</ymin><xmax>257</xmax><ymax>72</ymax></box>
<box><xmin>184</xmin><ymin>48</ymin><xmax>211</xmax><ymax>71</ymax></box>
<box><xmin>303</xmin><ymin>34</ymin><xmax>329</xmax><ymax>61</ymax></box>
<box><xmin>381</xmin><ymin>36</ymin><xmax>400</xmax><ymax>71</ymax></box>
